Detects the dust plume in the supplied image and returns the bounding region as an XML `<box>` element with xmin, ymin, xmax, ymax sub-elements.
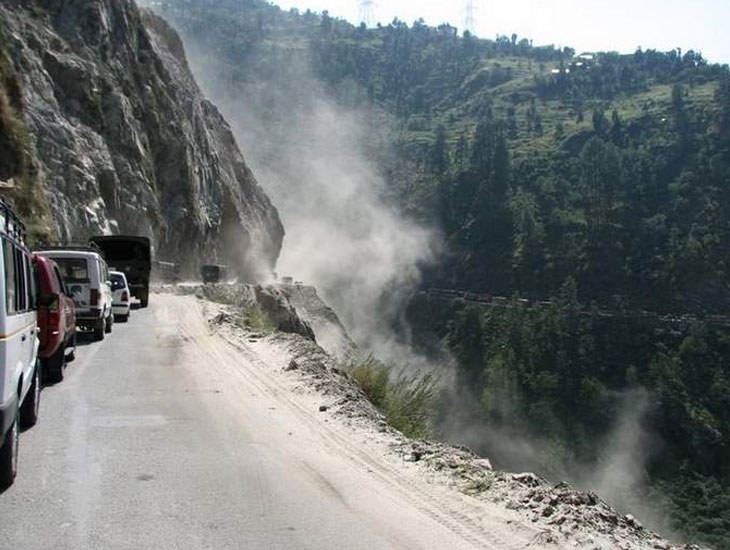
<box><xmin>168</xmin><ymin>29</ymin><xmax>437</xmax><ymax>359</ymax></box>
<box><xmin>577</xmin><ymin>388</ymin><xmax>676</xmax><ymax>537</ymax></box>
<box><xmin>438</xmin><ymin>384</ymin><xmax>677</xmax><ymax>537</ymax></box>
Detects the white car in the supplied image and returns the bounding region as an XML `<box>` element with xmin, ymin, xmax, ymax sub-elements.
<box><xmin>36</xmin><ymin>248</ymin><xmax>114</xmax><ymax>341</ymax></box>
<box><xmin>109</xmin><ymin>270</ymin><xmax>131</xmax><ymax>322</ymax></box>
<box><xmin>0</xmin><ymin>199</ymin><xmax>41</xmax><ymax>487</ymax></box>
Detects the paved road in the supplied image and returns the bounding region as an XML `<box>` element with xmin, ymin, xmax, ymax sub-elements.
<box><xmin>0</xmin><ymin>295</ymin><xmax>533</xmax><ymax>550</ymax></box>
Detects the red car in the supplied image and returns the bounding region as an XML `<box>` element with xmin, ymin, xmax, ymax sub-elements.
<box><xmin>33</xmin><ymin>254</ymin><xmax>76</xmax><ymax>383</ymax></box>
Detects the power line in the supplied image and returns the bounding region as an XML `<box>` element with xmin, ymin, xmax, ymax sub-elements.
<box><xmin>464</xmin><ymin>0</ymin><xmax>477</xmax><ymax>36</ymax></box>
<box><xmin>358</xmin><ymin>0</ymin><xmax>376</xmax><ymax>28</ymax></box>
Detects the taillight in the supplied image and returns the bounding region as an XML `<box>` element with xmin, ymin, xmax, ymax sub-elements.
<box><xmin>122</xmin><ymin>291</ymin><xmax>129</xmax><ymax>302</ymax></box>
<box><xmin>90</xmin><ymin>289</ymin><xmax>99</xmax><ymax>306</ymax></box>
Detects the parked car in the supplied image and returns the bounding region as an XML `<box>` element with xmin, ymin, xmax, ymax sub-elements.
<box><xmin>201</xmin><ymin>264</ymin><xmax>227</xmax><ymax>283</ymax></box>
<box><xmin>32</xmin><ymin>254</ymin><xmax>76</xmax><ymax>383</ymax></box>
<box><xmin>0</xmin><ymin>198</ymin><xmax>41</xmax><ymax>487</ymax></box>
<box><xmin>109</xmin><ymin>270</ymin><xmax>131</xmax><ymax>322</ymax></box>
<box><xmin>35</xmin><ymin>247</ymin><xmax>113</xmax><ymax>341</ymax></box>
<box><xmin>90</xmin><ymin>236</ymin><xmax>151</xmax><ymax>308</ymax></box>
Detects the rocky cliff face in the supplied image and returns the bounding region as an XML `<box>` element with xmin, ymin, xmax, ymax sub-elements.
<box><xmin>0</xmin><ymin>0</ymin><xmax>283</xmax><ymax>280</ymax></box>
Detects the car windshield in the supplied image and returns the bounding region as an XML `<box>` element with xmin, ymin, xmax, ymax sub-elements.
<box><xmin>110</xmin><ymin>274</ymin><xmax>126</xmax><ymax>291</ymax></box>
<box><xmin>53</xmin><ymin>257</ymin><xmax>89</xmax><ymax>283</ymax></box>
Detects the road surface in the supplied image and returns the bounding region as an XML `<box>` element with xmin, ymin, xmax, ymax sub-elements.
<box><xmin>0</xmin><ymin>294</ymin><xmax>538</xmax><ymax>550</ymax></box>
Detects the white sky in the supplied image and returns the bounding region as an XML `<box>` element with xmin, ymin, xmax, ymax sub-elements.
<box><xmin>271</xmin><ymin>0</ymin><xmax>730</xmax><ymax>64</ymax></box>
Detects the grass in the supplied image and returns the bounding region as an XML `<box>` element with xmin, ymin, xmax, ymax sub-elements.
<box><xmin>238</xmin><ymin>299</ymin><xmax>273</xmax><ymax>332</ymax></box>
<box><xmin>0</xmin><ymin>36</ymin><xmax>54</xmax><ymax>246</ymax></box>
<box><xmin>348</xmin><ymin>355</ymin><xmax>437</xmax><ymax>439</ymax></box>
<box><xmin>198</xmin><ymin>285</ymin><xmax>275</xmax><ymax>333</ymax></box>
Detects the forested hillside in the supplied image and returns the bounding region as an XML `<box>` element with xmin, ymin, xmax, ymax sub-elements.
<box><xmin>151</xmin><ymin>1</ymin><xmax>730</xmax><ymax>546</ymax></box>
<box><xmin>156</xmin><ymin>0</ymin><xmax>730</xmax><ymax>313</ymax></box>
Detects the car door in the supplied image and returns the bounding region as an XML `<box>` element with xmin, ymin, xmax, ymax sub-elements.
<box><xmin>3</xmin><ymin>242</ymin><xmax>35</xmax><ymax>401</ymax></box>
<box><xmin>19</xmin><ymin>250</ymin><xmax>37</xmax><ymax>386</ymax></box>
<box><xmin>2</xmin><ymin>240</ymin><xmax>22</xmax><ymax>397</ymax></box>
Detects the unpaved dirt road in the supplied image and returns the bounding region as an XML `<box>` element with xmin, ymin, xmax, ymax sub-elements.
<box><xmin>0</xmin><ymin>294</ymin><xmax>546</xmax><ymax>550</ymax></box>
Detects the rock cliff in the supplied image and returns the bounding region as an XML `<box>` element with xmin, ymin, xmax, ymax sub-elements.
<box><xmin>0</xmin><ymin>0</ymin><xmax>283</xmax><ymax>279</ymax></box>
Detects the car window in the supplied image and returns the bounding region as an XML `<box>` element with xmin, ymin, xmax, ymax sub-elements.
<box><xmin>25</xmin><ymin>253</ymin><xmax>35</xmax><ymax>310</ymax></box>
<box><xmin>53</xmin><ymin>266</ymin><xmax>67</xmax><ymax>295</ymax></box>
<box><xmin>13</xmin><ymin>246</ymin><xmax>26</xmax><ymax>312</ymax></box>
<box><xmin>54</xmin><ymin>257</ymin><xmax>90</xmax><ymax>282</ymax></box>
<box><xmin>3</xmin><ymin>240</ymin><xmax>16</xmax><ymax>315</ymax></box>
<box><xmin>110</xmin><ymin>273</ymin><xmax>126</xmax><ymax>291</ymax></box>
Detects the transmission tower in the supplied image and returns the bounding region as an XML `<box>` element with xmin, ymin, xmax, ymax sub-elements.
<box><xmin>358</xmin><ymin>0</ymin><xmax>376</xmax><ymax>28</ymax></box>
<box><xmin>464</xmin><ymin>0</ymin><xmax>477</xmax><ymax>36</ymax></box>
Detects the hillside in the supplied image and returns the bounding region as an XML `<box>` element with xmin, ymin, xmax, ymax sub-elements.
<box><xmin>152</xmin><ymin>0</ymin><xmax>730</xmax><ymax>312</ymax></box>
<box><xmin>145</xmin><ymin>2</ymin><xmax>730</xmax><ymax>547</ymax></box>
<box><xmin>0</xmin><ymin>0</ymin><xmax>283</xmax><ymax>277</ymax></box>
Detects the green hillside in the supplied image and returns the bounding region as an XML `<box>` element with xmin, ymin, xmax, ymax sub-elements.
<box><xmin>156</xmin><ymin>0</ymin><xmax>729</xmax><ymax>314</ymax></box>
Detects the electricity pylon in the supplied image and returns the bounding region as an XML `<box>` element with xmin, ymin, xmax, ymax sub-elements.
<box><xmin>358</xmin><ymin>0</ymin><xmax>376</xmax><ymax>27</ymax></box>
<box><xmin>464</xmin><ymin>0</ymin><xmax>477</xmax><ymax>35</ymax></box>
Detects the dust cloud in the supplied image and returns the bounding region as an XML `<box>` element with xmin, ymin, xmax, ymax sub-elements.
<box><xmin>578</xmin><ymin>388</ymin><xmax>676</xmax><ymax>537</ymax></box>
<box><xmin>155</xmin><ymin>12</ymin><xmax>672</xmax><ymax>537</ymax></box>
<box><xmin>439</xmin><ymin>386</ymin><xmax>676</xmax><ymax>537</ymax></box>
<box><xmin>176</xmin><ymin>38</ymin><xmax>437</xmax><ymax>359</ymax></box>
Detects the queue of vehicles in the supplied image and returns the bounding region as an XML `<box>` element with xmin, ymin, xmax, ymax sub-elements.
<box><xmin>0</xmin><ymin>198</ymin><xmax>151</xmax><ymax>488</ymax></box>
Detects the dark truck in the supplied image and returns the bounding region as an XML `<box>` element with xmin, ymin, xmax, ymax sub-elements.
<box><xmin>90</xmin><ymin>236</ymin><xmax>151</xmax><ymax>307</ymax></box>
<box><xmin>201</xmin><ymin>264</ymin><xmax>227</xmax><ymax>284</ymax></box>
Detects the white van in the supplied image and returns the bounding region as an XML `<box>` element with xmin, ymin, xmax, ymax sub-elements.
<box><xmin>0</xmin><ymin>200</ymin><xmax>41</xmax><ymax>487</ymax></box>
<box><xmin>36</xmin><ymin>248</ymin><xmax>113</xmax><ymax>341</ymax></box>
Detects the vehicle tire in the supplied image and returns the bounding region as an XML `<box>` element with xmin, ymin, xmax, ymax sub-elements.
<box><xmin>140</xmin><ymin>298</ymin><xmax>149</xmax><ymax>308</ymax></box>
<box><xmin>93</xmin><ymin>318</ymin><xmax>105</xmax><ymax>341</ymax></box>
<box><xmin>115</xmin><ymin>314</ymin><xmax>129</xmax><ymax>323</ymax></box>
<box><xmin>20</xmin><ymin>363</ymin><xmax>41</xmax><ymax>429</ymax></box>
<box><xmin>0</xmin><ymin>412</ymin><xmax>19</xmax><ymax>488</ymax></box>
<box><xmin>46</xmin><ymin>346</ymin><xmax>66</xmax><ymax>384</ymax></box>
<box><xmin>66</xmin><ymin>333</ymin><xmax>76</xmax><ymax>363</ymax></box>
<box><xmin>105</xmin><ymin>312</ymin><xmax>113</xmax><ymax>334</ymax></box>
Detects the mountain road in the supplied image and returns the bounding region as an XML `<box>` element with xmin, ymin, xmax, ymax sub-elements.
<box><xmin>0</xmin><ymin>294</ymin><xmax>543</xmax><ymax>550</ymax></box>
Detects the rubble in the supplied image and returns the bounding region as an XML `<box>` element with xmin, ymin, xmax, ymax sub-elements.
<box><xmin>187</xmin><ymin>284</ymin><xmax>698</xmax><ymax>550</ymax></box>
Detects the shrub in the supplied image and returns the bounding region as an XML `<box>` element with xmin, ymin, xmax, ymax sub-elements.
<box><xmin>348</xmin><ymin>355</ymin><xmax>437</xmax><ymax>439</ymax></box>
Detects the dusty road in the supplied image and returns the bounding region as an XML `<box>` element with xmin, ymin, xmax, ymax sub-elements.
<box><xmin>0</xmin><ymin>294</ymin><xmax>542</xmax><ymax>550</ymax></box>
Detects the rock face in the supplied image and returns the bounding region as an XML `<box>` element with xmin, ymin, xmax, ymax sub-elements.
<box><xmin>0</xmin><ymin>0</ymin><xmax>283</xmax><ymax>280</ymax></box>
<box><xmin>281</xmin><ymin>284</ymin><xmax>359</xmax><ymax>361</ymax></box>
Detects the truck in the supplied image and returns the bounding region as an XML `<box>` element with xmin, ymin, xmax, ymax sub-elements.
<box><xmin>89</xmin><ymin>236</ymin><xmax>151</xmax><ymax>308</ymax></box>
<box><xmin>201</xmin><ymin>264</ymin><xmax>227</xmax><ymax>284</ymax></box>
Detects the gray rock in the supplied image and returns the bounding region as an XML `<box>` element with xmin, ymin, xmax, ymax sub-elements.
<box><xmin>285</xmin><ymin>359</ymin><xmax>299</xmax><ymax>371</ymax></box>
<box><xmin>2</xmin><ymin>0</ymin><xmax>283</xmax><ymax>279</ymax></box>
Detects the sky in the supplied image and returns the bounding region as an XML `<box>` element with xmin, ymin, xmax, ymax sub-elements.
<box><xmin>271</xmin><ymin>0</ymin><xmax>730</xmax><ymax>64</ymax></box>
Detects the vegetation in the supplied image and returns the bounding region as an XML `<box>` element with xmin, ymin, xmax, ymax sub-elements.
<box><xmin>0</xmin><ymin>17</ymin><xmax>52</xmax><ymax>245</ymax></box>
<box><xmin>195</xmin><ymin>284</ymin><xmax>274</xmax><ymax>332</ymax></box>
<box><xmin>157</xmin><ymin>0</ymin><xmax>730</xmax><ymax>314</ymax></box>
<box><xmin>153</xmin><ymin>1</ymin><xmax>730</xmax><ymax>545</ymax></box>
<box><xmin>349</xmin><ymin>355</ymin><xmax>436</xmax><ymax>439</ymax></box>
<box><xmin>407</xmin><ymin>291</ymin><xmax>730</xmax><ymax>547</ymax></box>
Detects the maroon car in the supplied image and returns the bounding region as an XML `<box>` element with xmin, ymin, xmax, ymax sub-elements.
<box><xmin>33</xmin><ymin>255</ymin><xmax>76</xmax><ymax>383</ymax></box>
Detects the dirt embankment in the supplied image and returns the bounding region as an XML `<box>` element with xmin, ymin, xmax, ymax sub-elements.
<box><xmin>161</xmin><ymin>283</ymin><xmax>702</xmax><ymax>550</ymax></box>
